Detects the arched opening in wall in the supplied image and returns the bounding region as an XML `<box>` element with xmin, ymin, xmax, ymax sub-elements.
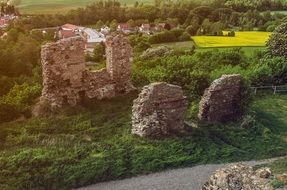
<box><xmin>85</xmin><ymin>42</ymin><xmax>106</xmax><ymax>71</ymax></box>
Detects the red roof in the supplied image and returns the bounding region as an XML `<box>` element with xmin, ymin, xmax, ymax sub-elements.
<box><xmin>61</xmin><ymin>23</ymin><xmax>79</xmax><ymax>30</ymax></box>
<box><xmin>118</xmin><ymin>23</ymin><xmax>131</xmax><ymax>30</ymax></box>
<box><xmin>60</xmin><ymin>30</ymin><xmax>77</xmax><ymax>39</ymax></box>
<box><xmin>0</xmin><ymin>19</ymin><xmax>9</xmax><ymax>26</ymax></box>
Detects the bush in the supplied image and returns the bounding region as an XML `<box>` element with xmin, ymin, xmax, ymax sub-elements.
<box><xmin>179</xmin><ymin>32</ymin><xmax>191</xmax><ymax>41</ymax></box>
<box><xmin>266</xmin><ymin>22</ymin><xmax>287</xmax><ymax>58</ymax></box>
<box><xmin>249</xmin><ymin>56</ymin><xmax>287</xmax><ymax>85</ymax></box>
<box><xmin>140</xmin><ymin>46</ymin><xmax>173</xmax><ymax>60</ymax></box>
<box><xmin>0</xmin><ymin>83</ymin><xmax>41</xmax><ymax>123</ymax></box>
<box><xmin>271</xmin><ymin>179</ymin><xmax>284</xmax><ymax>189</ymax></box>
<box><xmin>227</xmin><ymin>31</ymin><xmax>235</xmax><ymax>37</ymax></box>
<box><xmin>129</xmin><ymin>35</ymin><xmax>151</xmax><ymax>53</ymax></box>
<box><xmin>149</xmin><ymin>28</ymin><xmax>185</xmax><ymax>44</ymax></box>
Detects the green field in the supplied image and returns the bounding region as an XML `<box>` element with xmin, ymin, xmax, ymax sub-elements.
<box><xmin>192</xmin><ymin>31</ymin><xmax>271</xmax><ymax>48</ymax></box>
<box><xmin>15</xmin><ymin>0</ymin><xmax>153</xmax><ymax>14</ymax></box>
<box><xmin>152</xmin><ymin>41</ymin><xmax>266</xmax><ymax>57</ymax></box>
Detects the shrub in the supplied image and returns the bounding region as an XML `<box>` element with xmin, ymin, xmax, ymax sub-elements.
<box><xmin>249</xmin><ymin>56</ymin><xmax>287</xmax><ymax>85</ymax></box>
<box><xmin>271</xmin><ymin>179</ymin><xmax>284</xmax><ymax>189</ymax></box>
<box><xmin>0</xmin><ymin>83</ymin><xmax>41</xmax><ymax>123</ymax></box>
<box><xmin>140</xmin><ymin>46</ymin><xmax>173</xmax><ymax>60</ymax></box>
<box><xmin>179</xmin><ymin>32</ymin><xmax>191</xmax><ymax>41</ymax></box>
<box><xmin>266</xmin><ymin>22</ymin><xmax>287</xmax><ymax>58</ymax></box>
<box><xmin>149</xmin><ymin>28</ymin><xmax>185</xmax><ymax>44</ymax></box>
<box><xmin>227</xmin><ymin>31</ymin><xmax>235</xmax><ymax>37</ymax></box>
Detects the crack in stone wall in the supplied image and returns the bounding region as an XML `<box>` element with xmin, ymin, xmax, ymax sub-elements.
<box><xmin>41</xmin><ymin>35</ymin><xmax>133</xmax><ymax>107</ymax></box>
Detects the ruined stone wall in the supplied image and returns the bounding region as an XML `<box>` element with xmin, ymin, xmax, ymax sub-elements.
<box><xmin>105</xmin><ymin>35</ymin><xmax>133</xmax><ymax>93</ymax></box>
<box><xmin>198</xmin><ymin>74</ymin><xmax>243</xmax><ymax>122</ymax></box>
<box><xmin>41</xmin><ymin>35</ymin><xmax>133</xmax><ymax>107</ymax></box>
<box><xmin>132</xmin><ymin>82</ymin><xmax>188</xmax><ymax>138</ymax></box>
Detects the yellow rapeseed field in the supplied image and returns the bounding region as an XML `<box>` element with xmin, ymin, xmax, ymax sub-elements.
<box><xmin>192</xmin><ymin>31</ymin><xmax>271</xmax><ymax>48</ymax></box>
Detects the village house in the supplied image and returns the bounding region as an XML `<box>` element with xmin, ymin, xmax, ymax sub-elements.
<box><xmin>139</xmin><ymin>24</ymin><xmax>151</xmax><ymax>34</ymax></box>
<box><xmin>0</xmin><ymin>18</ymin><xmax>8</xmax><ymax>28</ymax></box>
<box><xmin>0</xmin><ymin>14</ymin><xmax>17</xmax><ymax>29</ymax></box>
<box><xmin>58</xmin><ymin>23</ymin><xmax>106</xmax><ymax>52</ymax></box>
<box><xmin>155</xmin><ymin>23</ymin><xmax>172</xmax><ymax>31</ymax></box>
<box><xmin>117</xmin><ymin>23</ymin><xmax>133</xmax><ymax>34</ymax></box>
<box><xmin>58</xmin><ymin>23</ymin><xmax>83</xmax><ymax>39</ymax></box>
<box><xmin>80</xmin><ymin>28</ymin><xmax>105</xmax><ymax>52</ymax></box>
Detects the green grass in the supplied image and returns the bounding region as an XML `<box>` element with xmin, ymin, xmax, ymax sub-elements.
<box><xmin>196</xmin><ymin>47</ymin><xmax>266</xmax><ymax>57</ymax></box>
<box><xmin>16</xmin><ymin>0</ymin><xmax>153</xmax><ymax>14</ymax></box>
<box><xmin>1</xmin><ymin>92</ymin><xmax>287</xmax><ymax>189</ymax></box>
<box><xmin>270</xmin><ymin>10</ymin><xmax>287</xmax><ymax>15</ymax></box>
<box><xmin>152</xmin><ymin>41</ymin><xmax>266</xmax><ymax>57</ymax></box>
<box><xmin>152</xmin><ymin>41</ymin><xmax>196</xmax><ymax>50</ymax></box>
<box><xmin>192</xmin><ymin>31</ymin><xmax>271</xmax><ymax>48</ymax></box>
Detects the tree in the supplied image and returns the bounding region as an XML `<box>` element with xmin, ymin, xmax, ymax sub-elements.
<box><xmin>95</xmin><ymin>20</ymin><xmax>104</xmax><ymax>30</ymax></box>
<box><xmin>266</xmin><ymin>22</ymin><xmax>287</xmax><ymax>58</ymax></box>
<box><xmin>127</xmin><ymin>19</ymin><xmax>135</xmax><ymax>27</ymax></box>
<box><xmin>110</xmin><ymin>19</ymin><xmax>118</xmax><ymax>31</ymax></box>
<box><xmin>93</xmin><ymin>42</ymin><xmax>105</xmax><ymax>62</ymax></box>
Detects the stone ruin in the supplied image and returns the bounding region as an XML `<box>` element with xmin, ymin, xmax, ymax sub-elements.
<box><xmin>198</xmin><ymin>74</ymin><xmax>243</xmax><ymax>122</ymax></box>
<box><xmin>202</xmin><ymin>163</ymin><xmax>273</xmax><ymax>190</ymax></box>
<box><xmin>41</xmin><ymin>35</ymin><xmax>134</xmax><ymax>107</ymax></box>
<box><xmin>132</xmin><ymin>82</ymin><xmax>188</xmax><ymax>138</ymax></box>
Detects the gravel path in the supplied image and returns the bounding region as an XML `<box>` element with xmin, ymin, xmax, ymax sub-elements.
<box><xmin>76</xmin><ymin>158</ymin><xmax>281</xmax><ymax>190</ymax></box>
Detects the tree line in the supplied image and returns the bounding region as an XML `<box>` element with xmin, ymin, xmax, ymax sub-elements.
<box><xmin>13</xmin><ymin>0</ymin><xmax>287</xmax><ymax>33</ymax></box>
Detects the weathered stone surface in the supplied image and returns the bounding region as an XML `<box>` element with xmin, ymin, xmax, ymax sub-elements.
<box><xmin>258</xmin><ymin>167</ymin><xmax>272</xmax><ymax>179</ymax></box>
<box><xmin>198</xmin><ymin>74</ymin><xmax>243</xmax><ymax>122</ymax></box>
<box><xmin>132</xmin><ymin>82</ymin><xmax>188</xmax><ymax>138</ymax></box>
<box><xmin>41</xmin><ymin>34</ymin><xmax>133</xmax><ymax>107</ymax></box>
<box><xmin>202</xmin><ymin>163</ymin><xmax>273</xmax><ymax>190</ymax></box>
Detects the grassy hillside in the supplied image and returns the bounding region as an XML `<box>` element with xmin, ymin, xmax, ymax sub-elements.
<box><xmin>192</xmin><ymin>31</ymin><xmax>271</xmax><ymax>48</ymax></box>
<box><xmin>1</xmin><ymin>92</ymin><xmax>287</xmax><ymax>189</ymax></box>
<box><xmin>16</xmin><ymin>0</ymin><xmax>153</xmax><ymax>14</ymax></box>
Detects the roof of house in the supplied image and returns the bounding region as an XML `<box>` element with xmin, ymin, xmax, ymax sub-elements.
<box><xmin>0</xmin><ymin>19</ymin><xmax>9</xmax><ymax>26</ymax></box>
<box><xmin>83</xmin><ymin>28</ymin><xmax>105</xmax><ymax>43</ymax></box>
<box><xmin>118</xmin><ymin>23</ymin><xmax>131</xmax><ymax>30</ymax></box>
<box><xmin>61</xmin><ymin>23</ymin><xmax>80</xmax><ymax>31</ymax></box>
<box><xmin>60</xmin><ymin>30</ymin><xmax>77</xmax><ymax>38</ymax></box>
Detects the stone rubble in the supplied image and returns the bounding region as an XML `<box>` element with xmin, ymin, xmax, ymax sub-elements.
<box><xmin>202</xmin><ymin>163</ymin><xmax>273</xmax><ymax>190</ymax></box>
<box><xmin>132</xmin><ymin>82</ymin><xmax>188</xmax><ymax>138</ymax></box>
<box><xmin>198</xmin><ymin>74</ymin><xmax>243</xmax><ymax>122</ymax></box>
<box><xmin>41</xmin><ymin>34</ymin><xmax>133</xmax><ymax>107</ymax></box>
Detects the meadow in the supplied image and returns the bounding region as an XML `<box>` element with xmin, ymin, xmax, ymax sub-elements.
<box><xmin>192</xmin><ymin>31</ymin><xmax>271</xmax><ymax>48</ymax></box>
<box><xmin>152</xmin><ymin>41</ymin><xmax>266</xmax><ymax>57</ymax></box>
<box><xmin>15</xmin><ymin>0</ymin><xmax>153</xmax><ymax>14</ymax></box>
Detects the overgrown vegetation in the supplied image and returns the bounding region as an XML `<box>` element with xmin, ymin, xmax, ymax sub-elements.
<box><xmin>1</xmin><ymin>92</ymin><xmax>287</xmax><ymax>190</ymax></box>
<box><xmin>0</xmin><ymin>3</ymin><xmax>287</xmax><ymax>189</ymax></box>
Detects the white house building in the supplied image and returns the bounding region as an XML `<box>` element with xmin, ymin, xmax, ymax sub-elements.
<box><xmin>80</xmin><ymin>28</ymin><xmax>106</xmax><ymax>52</ymax></box>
